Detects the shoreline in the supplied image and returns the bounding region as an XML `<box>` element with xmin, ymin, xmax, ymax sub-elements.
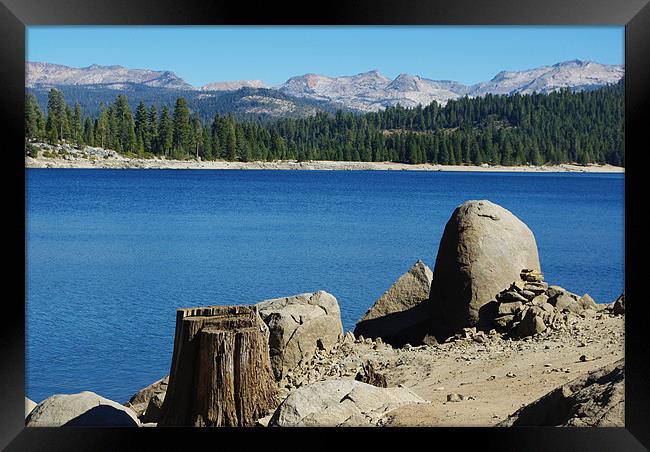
<box><xmin>25</xmin><ymin>156</ymin><xmax>624</xmax><ymax>173</ymax></box>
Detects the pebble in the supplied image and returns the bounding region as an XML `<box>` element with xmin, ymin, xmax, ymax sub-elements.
<box><xmin>447</xmin><ymin>393</ymin><xmax>464</xmax><ymax>402</ymax></box>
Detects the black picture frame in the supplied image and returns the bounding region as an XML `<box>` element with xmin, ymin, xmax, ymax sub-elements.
<box><xmin>2</xmin><ymin>0</ymin><xmax>648</xmax><ymax>450</ymax></box>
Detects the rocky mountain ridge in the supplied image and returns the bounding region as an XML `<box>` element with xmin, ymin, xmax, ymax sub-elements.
<box><xmin>27</xmin><ymin>59</ymin><xmax>624</xmax><ymax>112</ymax></box>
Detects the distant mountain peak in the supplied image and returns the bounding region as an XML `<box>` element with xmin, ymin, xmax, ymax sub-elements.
<box><xmin>26</xmin><ymin>59</ymin><xmax>624</xmax><ymax>114</ymax></box>
<box><xmin>200</xmin><ymin>80</ymin><xmax>268</xmax><ymax>91</ymax></box>
<box><xmin>26</xmin><ymin>61</ymin><xmax>193</xmax><ymax>90</ymax></box>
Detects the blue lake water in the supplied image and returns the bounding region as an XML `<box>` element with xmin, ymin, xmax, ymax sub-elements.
<box><xmin>25</xmin><ymin>169</ymin><xmax>625</xmax><ymax>403</ymax></box>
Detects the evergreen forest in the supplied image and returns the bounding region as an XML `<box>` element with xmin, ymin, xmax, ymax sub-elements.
<box><xmin>25</xmin><ymin>80</ymin><xmax>624</xmax><ymax>166</ymax></box>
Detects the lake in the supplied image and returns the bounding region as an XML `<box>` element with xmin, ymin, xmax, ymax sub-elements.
<box><xmin>25</xmin><ymin>169</ymin><xmax>625</xmax><ymax>403</ymax></box>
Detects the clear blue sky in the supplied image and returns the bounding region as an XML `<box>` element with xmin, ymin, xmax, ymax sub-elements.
<box><xmin>26</xmin><ymin>26</ymin><xmax>624</xmax><ymax>87</ymax></box>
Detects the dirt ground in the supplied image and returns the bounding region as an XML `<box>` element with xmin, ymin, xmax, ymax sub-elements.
<box><xmin>279</xmin><ymin>314</ymin><xmax>624</xmax><ymax>426</ymax></box>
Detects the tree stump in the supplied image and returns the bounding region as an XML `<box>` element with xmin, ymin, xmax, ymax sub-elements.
<box><xmin>157</xmin><ymin>305</ymin><xmax>277</xmax><ymax>427</ymax></box>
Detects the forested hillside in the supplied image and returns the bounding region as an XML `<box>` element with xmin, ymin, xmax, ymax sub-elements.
<box><xmin>25</xmin><ymin>80</ymin><xmax>624</xmax><ymax>166</ymax></box>
<box><xmin>27</xmin><ymin>85</ymin><xmax>347</xmax><ymax>120</ymax></box>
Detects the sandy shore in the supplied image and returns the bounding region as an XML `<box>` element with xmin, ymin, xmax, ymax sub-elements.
<box><xmin>25</xmin><ymin>156</ymin><xmax>624</xmax><ymax>173</ymax></box>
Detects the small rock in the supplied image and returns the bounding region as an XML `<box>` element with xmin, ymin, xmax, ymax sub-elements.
<box><xmin>531</xmin><ymin>294</ymin><xmax>550</xmax><ymax>306</ymax></box>
<box><xmin>546</xmin><ymin>286</ymin><xmax>566</xmax><ymax>299</ymax></box>
<box><xmin>422</xmin><ymin>334</ymin><xmax>438</xmax><ymax>346</ymax></box>
<box><xmin>520</xmin><ymin>290</ymin><xmax>537</xmax><ymax>300</ymax></box>
<box><xmin>506</xmin><ymin>372</ymin><xmax>516</xmax><ymax>378</ymax></box>
<box><xmin>520</xmin><ymin>269</ymin><xmax>544</xmax><ymax>282</ymax></box>
<box><xmin>498</xmin><ymin>301</ymin><xmax>523</xmax><ymax>316</ymax></box>
<box><xmin>497</xmin><ymin>291</ymin><xmax>528</xmax><ymax>303</ymax></box>
<box><xmin>524</xmin><ymin>282</ymin><xmax>548</xmax><ymax>293</ymax></box>
<box><xmin>447</xmin><ymin>393</ymin><xmax>463</xmax><ymax>402</ymax></box>
<box><xmin>343</xmin><ymin>331</ymin><xmax>355</xmax><ymax>344</ymax></box>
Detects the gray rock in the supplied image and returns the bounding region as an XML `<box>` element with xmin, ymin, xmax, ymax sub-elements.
<box><xmin>429</xmin><ymin>200</ymin><xmax>541</xmax><ymax>340</ymax></box>
<box><xmin>141</xmin><ymin>392</ymin><xmax>165</xmax><ymax>424</ymax></box>
<box><xmin>257</xmin><ymin>291</ymin><xmax>344</xmax><ymax>380</ymax></box>
<box><xmin>355</xmin><ymin>360</ymin><xmax>388</xmax><ymax>388</ymax></box>
<box><xmin>563</xmin><ymin>301</ymin><xmax>583</xmax><ymax>315</ymax></box>
<box><xmin>612</xmin><ymin>293</ymin><xmax>625</xmax><ymax>315</ymax></box>
<box><xmin>540</xmin><ymin>303</ymin><xmax>555</xmax><ymax>313</ymax></box>
<box><xmin>548</xmin><ymin>293</ymin><xmax>575</xmax><ymax>312</ymax></box>
<box><xmin>25</xmin><ymin>397</ymin><xmax>37</xmax><ymax>418</ymax></box>
<box><xmin>422</xmin><ymin>334</ymin><xmax>439</xmax><ymax>346</ymax></box>
<box><xmin>498</xmin><ymin>301</ymin><xmax>523</xmax><ymax>316</ymax></box>
<box><xmin>581</xmin><ymin>309</ymin><xmax>596</xmax><ymax>318</ymax></box>
<box><xmin>520</xmin><ymin>290</ymin><xmax>537</xmax><ymax>300</ymax></box>
<box><xmin>498</xmin><ymin>360</ymin><xmax>624</xmax><ymax>427</ymax></box>
<box><xmin>520</xmin><ymin>269</ymin><xmax>544</xmax><ymax>282</ymax></box>
<box><xmin>497</xmin><ymin>291</ymin><xmax>529</xmax><ymax>303</ymax></box>
<box><xmin>516</xmin><ymin>309</ymin><xmax>547</xmax><ymax>337</ymax></box>
<box><xmin>546</xmin><ymin>286</ymin><xmax>567</xmax><ymax>299</ymax></box>
<box><xmin>26</xmin><ymin>391</ymin><xmax>140</xmax><ymax>427</ymax></box>
<box><xmin>256</xmin><ymin>414</ymin><xmax>273</xmax><ymax>427</ymax></box>
<box><xmin>494</xmin><ymin>315</ymin><xmax>515</xmax><ymax>329</ymax></box>
<box><xmin>355</xmin><ymin>260</ymin><xmax>433</xmax><ymax>347</ymax></box>
<box><xmin>530</xmin><ymin>294</ymin><xmax>549</xmax><ymax>306</ymax></box>
<box><xmin>524</xmin><ymin>282</ymin><xmax>548</xmax><ymax>293</ymax></box>
<box><xmin>125</xmin><ymin>375</ymin><xmax>168</xmax><ymax>418</ymax></box>
<box><xmin>578</xmin><ymin>294</ymin><xmax>597</xmax><ymax>311</ymax></box>
<box><xmin>268</xmin><ymin>380</ymin><xmax>425</xmax><ymax>427</ymax></box>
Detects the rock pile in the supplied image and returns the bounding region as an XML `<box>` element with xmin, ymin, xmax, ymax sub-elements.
<box><xmin>480</xmin><ymin>269</ymin><xmax>605</xmax><ymax>338</ymax></box>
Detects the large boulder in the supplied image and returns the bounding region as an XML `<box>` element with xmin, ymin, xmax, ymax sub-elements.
<box><xmin>354</xmin><ymin>260</ymin><xmax>433</xmax><ymax>346</ymax></box>
<box><xmin>257</xmin><ymin>291</ymin><xmax>344</xmax><ymax>381</ymax></box>
<box><xmin>124</xmin><ymin>375</ymin><xmax>168</xmax><ymax>420</ymax></box>
<box><xmin>26</xmin><ymin>391</ymin><xmax>140</xmax><ymax>427</ymax></box>
<box><xmin>429</xmin><ymin>200</ymin><xmax>541</xmax><ymax>340</ymax></box>
<box><xmin>268</xmin><ymin>380</ymin><xmax>426</xmax><ymax>427</ymax></box>
<box><xmin>498</xmin><ymin>359</ymin><xmax>624</xmax><ymax>427</ymax></box>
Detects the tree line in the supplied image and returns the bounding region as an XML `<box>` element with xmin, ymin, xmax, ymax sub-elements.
<box><xmin>25</xmin><ymin>80</ymin><xmax>624</xmax><ymax>166</ymax></box>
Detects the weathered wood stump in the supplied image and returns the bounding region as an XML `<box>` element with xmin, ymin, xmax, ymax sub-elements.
<box><xmin>157</xmin><ymin>305</ymin><xmax>277</xmax><ymax>426</ymax></box>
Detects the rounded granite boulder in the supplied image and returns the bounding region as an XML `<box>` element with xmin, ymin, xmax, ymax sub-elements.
<box><xmin>429</xmin><ymin>200</ymin><xmax>541</xmax><ymax>340</ymax></box>
<box><xmin>26</xmin><ymin>391</ymin><xmax>140</xmax><ymax>427</ymax></box>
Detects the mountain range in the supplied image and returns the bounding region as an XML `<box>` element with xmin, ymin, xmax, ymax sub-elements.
<box><xmin>26</xmin><ymin>60</ymin><xmax>624</xmax><ymax>116</ymax></box>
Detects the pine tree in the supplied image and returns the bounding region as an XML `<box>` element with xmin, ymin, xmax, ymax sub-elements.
<box><xmin>83</xmin><ymin>117</ymin><xmax>95</xmax><ymax>147</ymax></box>
<box><xmin>226</xmin><ymin>121</ymin><xmax>237</xmax><ymax>161</ymax></box>
<box><xmin>73</xmin><ymin>103</ymin><xmax>83</xmax><ymax>146</ymax></box>
<box><xmin>158</xmin><ymin>105</ymin><xmax>173</xmax><ymax>157</ymax></box>
<box><xmin>25</xmin><ymin>93</ymin><xmax>40</xmax><ymax>141</ymax></box>
<box><xmin>149</xmin><ymin>105</ymin><xmax>159</xmax><ymax>154</ymax></box>
<box><xmin>114</xmin><ymin>95</ymin><xmax>136</xmax><ymax>153</ymax></box>
<box><xmin>172</xmin><ymin>97</ymin><xmax>192</xmax><ymax>158</ymax></box>
<box><xmin>134</xmin><ymin>101</ymin><xmax>150</xmax><ymax>155</ymax></box>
